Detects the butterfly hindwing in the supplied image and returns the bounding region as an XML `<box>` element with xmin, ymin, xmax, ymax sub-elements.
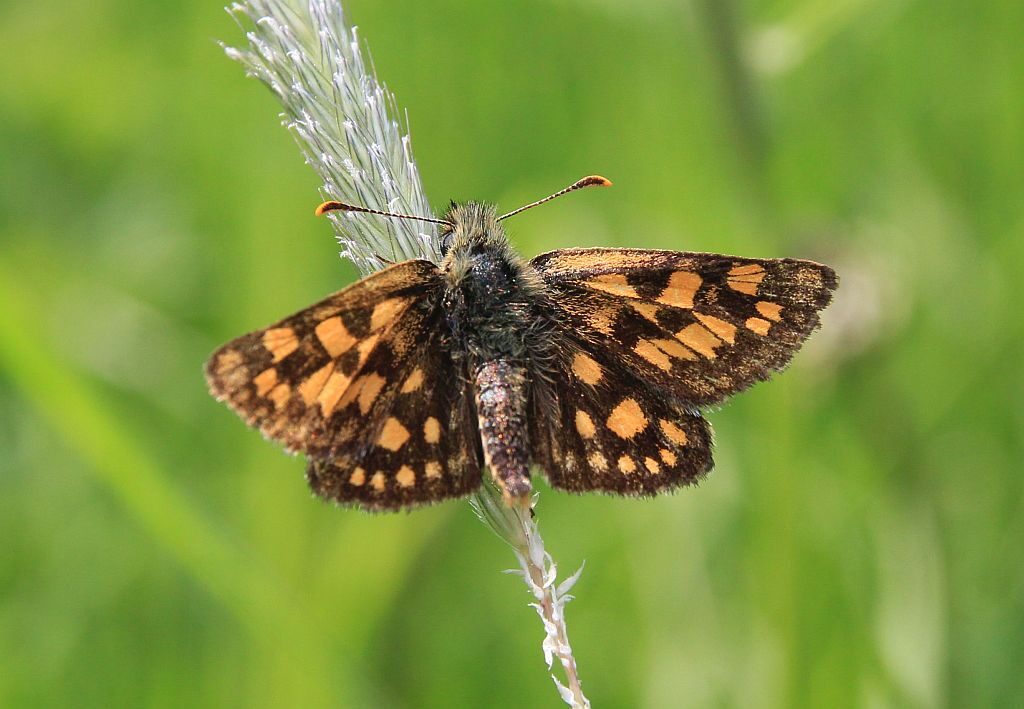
<box><xmin>531</xmin><ymin>345</ymin><xmax>714</xmax><ymax>495</ymax></box>
<box><xmin>531</xmin><ymin>248</ymin><xmax>838</xmax><ymax>407</ymax></box>
<box><xmin>305</xmin><ymin>343</ymin><xmax>483</xmax><ymax>511</ymax></box>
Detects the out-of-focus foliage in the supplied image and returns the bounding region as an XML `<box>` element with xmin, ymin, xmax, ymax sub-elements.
<box><xmin>1</xmin><ymin>0</ymin><xmax>1022</xmax><ymax>706</ymax></box>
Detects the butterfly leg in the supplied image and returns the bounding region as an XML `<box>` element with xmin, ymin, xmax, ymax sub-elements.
<box><xmin>474</xmin><ymin>360</ymin><xmax>532</xmax><ymax>507</ymax></box>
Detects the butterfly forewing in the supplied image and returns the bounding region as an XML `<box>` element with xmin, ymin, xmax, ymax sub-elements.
<box><xmin>204</xmin><ymin>259</ymin><xmax>444</xmax><ymax>457</ymax></box>
<box><xmin>531</xmin><ymin>248</ymin><xmax>838</xmax><ymax>407</ymax></box>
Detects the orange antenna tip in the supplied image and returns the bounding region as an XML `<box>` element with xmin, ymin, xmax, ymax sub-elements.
<box><xmin>313</xmin><ymin>199</ymin><xmax>452</xmax><ymax>227</ymax></box>
<box><xmin>497</xmin><ymin>174</ymin><xmax>614</xmax><ymax>221</ymax></box>
<box><xmin>314</xmin><ymin>201</ymin><xmax>345</xmax><ymax>216</ymax></box>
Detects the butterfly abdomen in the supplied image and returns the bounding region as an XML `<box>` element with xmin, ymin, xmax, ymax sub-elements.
<box><xmin>474</xmin><ymin>359</ymin><xmax>532</xmax><ymax>504</ymax></box>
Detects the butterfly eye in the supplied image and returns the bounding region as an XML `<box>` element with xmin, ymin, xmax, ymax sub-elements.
<box><xmin>439</xmin><ymin>226</ymin><xmax>454</xmax><ymax>255</ymax></box>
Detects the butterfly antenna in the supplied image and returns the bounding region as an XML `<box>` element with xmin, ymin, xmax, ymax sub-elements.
<box><xmin>497</xmin><ymin>175</ymin><xmax>613</xmax><ymax>222</ymax></box>
<box><xmin>315</xmin><ymin>200</ymin><xmax>453</xmax><ymax>227</ymax></box>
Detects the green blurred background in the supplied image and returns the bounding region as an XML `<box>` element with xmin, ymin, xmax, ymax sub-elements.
<box><xmin>2</xmin><ymin>0</ymin><xmax>1022</xmax><ymax>706</ymax></box>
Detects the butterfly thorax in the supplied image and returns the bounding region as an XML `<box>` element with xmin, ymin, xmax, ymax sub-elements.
<box><xmin>440</xmin><ymin>203</ymin><xmax>549</xmax><ymax>364</ymax></box>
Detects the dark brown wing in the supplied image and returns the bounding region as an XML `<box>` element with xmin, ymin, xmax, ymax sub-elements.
<box><xmin>305</xmin><ymin>342</ymin><xmax>483</xmax><ymax>511</ymax></box>
<box><xmin>528</xmin><ymin>247</ymin><xmax>836</xmax><ymax>494</ymax></box>
<box><xmin>205</xmin><ymin>259</ymin><xmax>443</xmax><ymax>455</ymax></box>
<box><xmin>530</xmin><ymin>348</ymin><xmax>714</xmax><ymax>495</ymax></box>
<box><xmin>205</xmin><ymin>259</ymin><xmax>483</xmax><ymax>511</ymax></box>
<box><xmin>531</xmin><ymin>248</ymin><xmax>838</xmax><ymax>407</ymax></box>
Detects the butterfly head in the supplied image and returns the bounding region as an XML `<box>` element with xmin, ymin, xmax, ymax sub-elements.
<box><xmin>439</xmin><ymin>202</ymin><xmax>505</xmax><ymax>258</ymax></box>
<box><xmin>439</xmin><ymin>175</ymin><xmax>612</xmax><ymax>258</ymax></box>
<box><xmin>314</xmin><ymin>175</ymin><xmax>611</xmax><ymax>263</ymax></box>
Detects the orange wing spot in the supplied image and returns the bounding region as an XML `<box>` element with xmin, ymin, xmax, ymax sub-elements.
<box><xmin>745</xmin><ymin>317</ymin><xmax>771</xmax><ymax>336</ymax></box>
<box><xmin>659</xmin><ymin>419</ymin><xmax>689</xmax><ymax>446</ymax></box>
<box><xmin>589</xmin><ymin>451</ymin><xmax>609</xmax><ymax>472</ymax></box>
<box><xmin>370</xmin><ymin>472</ymin><xmax>386</xmax><ymax>492</ymax></box>
<box><xmin>644</xmin><ymin>457</ymin><xmax>661</xmax><ymax>474</ymax></box>
<box><xmin>675</xmin><ymin>323</ymin><xmax>723</xmax><ymax>359</ymax></box>
<box><xmin>425</xmin><ymin>461</ymin><xmax>443</xmax><ymax>479</ymax></box>
<box><xmin>629</xmin><ymin>300</ymin><xmax>661</xmax><ymax>323</ymax></box>
<box><xmin>572</xmin><ymin>353</ymin><xmax>604</xmax><ymax>385</ymax></box>
<box><xmin>727</xmin><ymin>264</ymin><xmax>766</xmax><ymax>295</ymax></box>
<box><xmin>355</xmin><ymin>373</ymin><xmax>387</xmax><ymax>415</ymax></box>
<box><xmin>349</xmin><ymin>468</ymin><xmax>366</xmax><ymax>486</ymax></box>
<box><xmin>728</xmin><ymin>280</ymin><xmax>759</xmax><ymax>295</ymax></box>
<box><xmin>585</xmin><ymin>273</ymin><xmax>639</xmax><ymax>299</ymax></box>
<box><xmin>299</xmin><ymin>361</ymin><xmax>335</xmax><ymax>405</ymax></box>
<box><xmin>315</xmin><ymin>317</ymin><xmax>357</xmax><ymax>357</ymax></box>
<box><xmin>268</xmin><ymin>383</ymin><xmax>291</xmax><ymax>409</ymax></box>
<box><xmin>317</xmin><ymin>369</ymin><xmax>352</xmax><ymax>417</ymax></box>
<box><xmin>401</xmin><ymin>367</ymin><xmax>424</xmax><ymax>393</ymax></box>
<box><xmin>356</xmin><ymin>333</ymin><xmax>380</xmax><ymax>366</ymax></box>
<box><xmin>729</xmin><ymin>263</ymin><xmax>766</xmax><ymax>276</ymax></box>
<box><xmin>586</xmin><ymin>310</ymin><xmax>616</xmax><ymax>335</ymax></box>
<box><xmin>575</xmin><ymin>410</ymin><xmax>596</xmax><ymax>439</ymax></box>
<box><xmin>377</xmin><ymin>417</ymin><xmax>411</xmax><ymax>451</ymax></box>
<box><xmin>370</xmin><ymin>298</ymin><xmax>408</xmax><ymax>331</ymax></box>
<box><xmin>607</xmin><ymin>398</ymin><xmax>648</xmax><ymax>439</ymax></box>
<box><xmin>263</xmin><ymin>327</ymin><xmax>299</xmax><ymax>362</ymax></box>
<box><xmin>540</xmin><ymin>251</ymin><xmax>651</xmax><ymax>274</ymax></box>
<box><xmin>215</xmin><ymin>350</ymin><xmax>244</xmax><ymax>374</ymax></box>
<box><xmin>694</xmin><ymin>313</ymin><xmax>737</xmax><ymax>344</ymax></box>
<box><xmin>634</xmin><ymin>340</ymin><xmax>672</xmax><ymax>371</ymax></box>
<box><xmin>659</xmin><ymin>448</ymin><xmax>678</xmax><ymax>466</ymax></box>
<box><xmin>396</xmin><ymin>465</ymin><xmax>416</xmax><ymax>488</ymax></box>
<box><xmin>756</xmin><ymin>301</ymin><xmax>783</xmax><ymax>321</ymax></box>
<box><xmin>254</xmin><ymin>368</ymin><xmax>278</xmax><ymax>396</ymax></box>
<box><xmin>651</xmin><ymin>338</ymin><xmax>698</xmax><ymax>361</ymax></box>
<box><xmin>617</xmin><ymin>455</ymin><xmax>637</xmax><ymax>474</ymax></box>
<box><xmin>423</xmin><ymin>416</ymin><xmax>441</xmax><ymax>444</ymax></box>
<box><xmin>655</xmin><ymin>270</ymin><xmax>701</xmax><ymax>309</ymax></box>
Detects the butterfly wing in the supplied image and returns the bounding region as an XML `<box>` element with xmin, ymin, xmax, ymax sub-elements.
<box><xmin>205</xmin><ymin>259</ymin><xmax>483</xmax><ymax>510</ymax></box>
<box><xmin>305</xmin><ymin>342</ymin><xmax>483</xmax><ymax>511</ymax></box>
<box><xmin>528</xmin><ymin>247</ymin><xmax>836</xmax><ymax>494</ymax></box>
<box><xmin>530</xmin><ymin>354</ymin><xmax>714</xmax><ymax>495</ymax></box>
<box><xmin>531</xmin><ymin>248</ymin><xmax>837</xmax><ymax>407</ymax></box>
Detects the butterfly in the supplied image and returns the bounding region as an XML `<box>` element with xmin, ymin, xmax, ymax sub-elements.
<box><xmin>205</xmin><ymin>176</ymin><xmax>838</xmax><ymax>511</ymax></box>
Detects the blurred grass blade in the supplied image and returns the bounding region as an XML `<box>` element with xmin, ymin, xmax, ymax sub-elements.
<box><xmin>0</xmin><ymin>257</ymin><xmax>351</xmax><ymax>705</ymax></box>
